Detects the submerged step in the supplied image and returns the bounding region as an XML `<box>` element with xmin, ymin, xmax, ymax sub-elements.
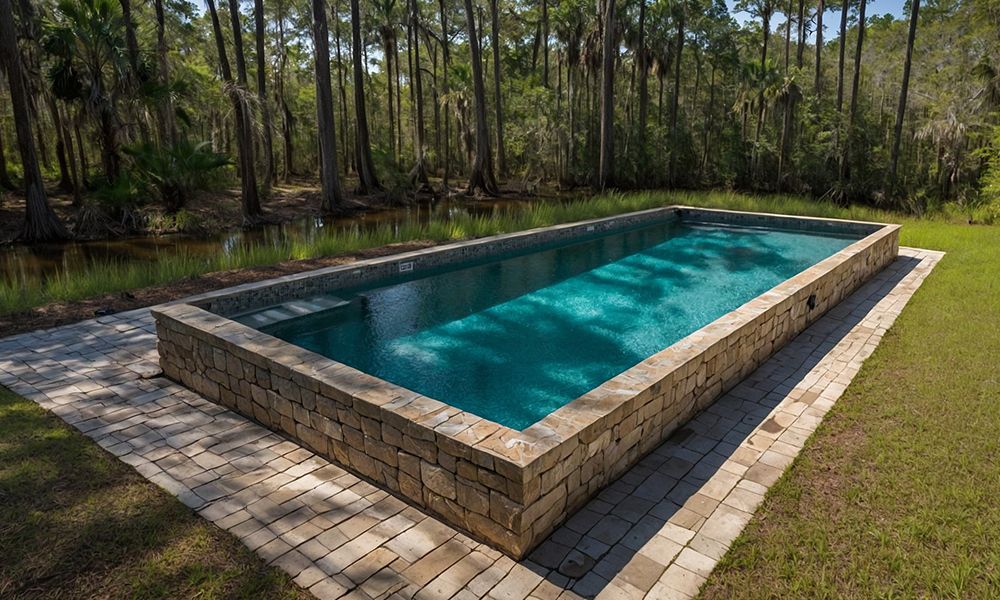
<box><xmin>232</xmin><ymin>295</ymin><xmax>350</xmax><ymax>328</ymax></box>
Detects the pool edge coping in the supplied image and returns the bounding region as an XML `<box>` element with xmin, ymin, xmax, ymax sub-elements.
<box><xmin>150</xmin><ymin>206</ymin><xmax>900</xmax><ymax>556</ymax></box>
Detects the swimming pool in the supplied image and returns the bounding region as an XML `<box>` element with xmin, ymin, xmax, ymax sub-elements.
<box><xmin>251</xmin><ymin>220</ymin><xmax>859</xmax><ymax>430</ymax></box>
<box><xmin>153</xmin><ymin>206</ymin><xmax>899</xmax><ymax>556</ymax></box>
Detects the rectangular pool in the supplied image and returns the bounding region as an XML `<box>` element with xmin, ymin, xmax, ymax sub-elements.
<box><xmin>251</xmin><ymin>221</ymin><xmax>860</xmax><ymax>430</ymax></box>
<box><xmin>152</xmin><ymin>206</ymin><xmax>900</xmax><ymax>557</ymax></box>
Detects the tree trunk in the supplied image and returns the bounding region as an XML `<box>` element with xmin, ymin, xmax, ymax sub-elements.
<box><xmin>597</xmin><ymin>0</ymin><xmax>616</xmax><ymax>190</ymax></box>
<box><xmin>489</xmin><ymin>0</ymin><xmax>506</xmax><ymax>179</ymax></box>
<box><xmin>438</xmin><ymin>0</ymin><xmax>451</xmax><ymax>188</ymax></box>
<box><xmin>384</xmin><ymin>33</ymin><xmax>396</xmax><ymax>163</ymax></box>
<box><xmin>409</xmin><ymin>0</ymin><xmax>432</xmax><ymax>188</ymax></box>
<box><xmin>0</xmin><ymin>122</ymin><xmax>14</xmax><ymax>190</ymax></box>
<box><xmin>74</xmin><ymin>113</ymin><xmax>89</xmax><ymax>186</ymax></box>
<box><xmin>836</xmin><ymin>0</ymin><xmax>849</xmax><ymax>113</ymax></box>
<box><xmin>760</xmin><ymin>3</ymin><xmax>772</xmax><ymax>70</ymax></box>
<box><xmin>840</xmin><ymin>0</ymin><xmax>865</xmax><ymax>190</ymax></box>
<box><xmin>254</xmin><ymin>0</ymin><xmax>275</xmax><ymax>190</ymax></box>
<box><xmin>0</xmin><ymin>0</ymin><xmax>67</xmax><ymax>240</ymax></box>
<box><xmin>334</xmin><ymin>0</ymin><xmax>351</xmax><ymax>175</ymax></box>
<box><xmin>700</xmin><ymin>63</ymin><xmax>716</xmax><ymax>179</ymax></box>
<box><xmin>541</xmin><ymin>0</ymin><xmax>549</xmax><ymax>87</ymax></box>
<box><xmin>814</xmin><ymin>0</ymin><xmax>824</xmax><ymax>94</ymax></box>
<box><xmin>275</xmin><ymin>0</ymin><xmax>294</xmax><ymax>180</ymax></box>
<box><xmin>394</xmin><ymin>36</ymin><xmax>403</xmax><ymax>160</ymax></box>
<box><xmin>796</xmin><ymin>0</ymin><xmax>806</xmax><ymax>68</ymax></box>
<box><xmin>311</xmin><ymin>0</ymin><xmax>345</xmax><ymax>212</ymax></box>
<box><xmin>784</xmin><ymin>0</ymin><xmax>792</xmax><ymax>72</ymax></box>
<box><xmin>47</xmin><ymin>97</ymin><xmax>73</xmax><ymax>193</ymax></box>
<box><xmin>889</xmin><ymin>0</ymin><xmax>918</xmax><ymax>189</ymax></box>
<box><xmin>208</xmin><ymin>0</ymin><xmax>262</xmax><ymax>221</ymax></box>
<box><xmin>669</xmin><ymin>8</ymin><xmax>685</xmax><ymax>182</ymax></box>
<box><xmin>351</xmin><ymin>0</ymin><xmax>382</xmax><ymax>194</ymax></box>
<box><xmin>227</xmin><ymin>0</ymin><xmax>262</xmax><ymax>217</ymax></box>
<box><xmin>462</xmin><ymin>0</ymin><xmax>498</xmax><ymax>195</ymax></box>
<box><xmin>154</xmin><ymin>0</ymin><xmax>177</xmax><ymax>144</ymax></box>
<box><xmin>637</xmin><ymin>0</ymin><xmax>648</xmax><ymax>145</ymax></box>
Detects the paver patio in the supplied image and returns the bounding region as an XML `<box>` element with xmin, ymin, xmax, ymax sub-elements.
<box><xmin>0</xmin><ymin>247</ymin><xmax>941</xmax><ymax>600</ymax></box>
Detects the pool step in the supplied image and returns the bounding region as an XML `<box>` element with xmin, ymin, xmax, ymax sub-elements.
<box><xmin>233</xmin><ymin>295</ymin><xmax>350</xmax><ymax>328</ymax></box>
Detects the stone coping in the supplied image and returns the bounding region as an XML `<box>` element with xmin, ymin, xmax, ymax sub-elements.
<box><xmin>152</xmin><ymin>207</ymin><xmax>899</xmax><ymax>556</ymax></box>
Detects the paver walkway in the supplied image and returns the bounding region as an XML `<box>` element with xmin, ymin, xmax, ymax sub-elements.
<box><xmin>0</xmin><ymin>248</ymin><xmax>942</xmax><ymax>600</ymax></box>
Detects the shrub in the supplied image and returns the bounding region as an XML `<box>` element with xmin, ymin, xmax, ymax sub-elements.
<box><xmin>123</xmin><ymin>140</ymin><xmax>230</xmax><ymax>212</ymax></box>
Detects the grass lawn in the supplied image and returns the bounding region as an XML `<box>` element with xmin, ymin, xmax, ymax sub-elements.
<box><xmin>1</xmin><ymin>191</ymin><xmax>997</xmax><ymax>598</ymax></box>
<box><xmin>699</xmin><ymin>220</ymin><xmax>1000</xmax><ymax>597</ymax></box>
<box><xmin>0</xmin><ymin>386</ymin><xmax>307</xmax><ymax>599</ymax></box>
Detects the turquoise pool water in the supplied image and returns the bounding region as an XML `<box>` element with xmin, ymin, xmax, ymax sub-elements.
<box><xmin>260</xmin><ymin>220</ymin><xmax>859</xmax><ymax>430</ymax></box>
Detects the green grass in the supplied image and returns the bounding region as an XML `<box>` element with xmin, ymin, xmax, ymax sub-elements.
<box><xmin>699</xmin><ymin>217</ymin><xmax>1000</xmax><ymax>597</ymax></box>
<box><xmin>0</xmin><ymin>190</ymin><xmax>911</xmax><ymax>316</ymax></box>
<box><xmin>0</xmin><ymin>386</ymin><xmax>308</xmax><ymax>599</ymax></box>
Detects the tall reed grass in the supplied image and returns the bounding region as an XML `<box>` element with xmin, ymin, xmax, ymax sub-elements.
<box><xmin>0</xmin><ymin>191</ymin><xmax>907</xmax><ymax>316</ymax></box>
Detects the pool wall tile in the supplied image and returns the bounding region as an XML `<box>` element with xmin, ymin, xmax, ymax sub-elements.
<box><xmin>152</xmin><ymin>207</ymin><xmax>900</xmax><ymax>558</ymax></box>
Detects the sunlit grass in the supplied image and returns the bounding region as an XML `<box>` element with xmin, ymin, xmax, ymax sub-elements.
<box><xmin>700</xmin><ymin>219</ymin><xmax>1000</xmax><ymax>598</ymax></box>
<box><xmin>0</xmin><ymin>190</ymin><xmax>943</xmax><ymax>316</ymax></box>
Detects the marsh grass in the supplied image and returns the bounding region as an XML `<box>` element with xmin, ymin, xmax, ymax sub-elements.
<box><xmin>0</xmin><ymin>191</ymin><xmax>912</xmax><ymax>316</ymax></box>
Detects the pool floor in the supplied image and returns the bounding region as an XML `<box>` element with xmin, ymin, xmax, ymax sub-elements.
<box><xmin>259</xmin><ymin>221</ymin><xmax>858</xmax><ymax>429</ymax></box>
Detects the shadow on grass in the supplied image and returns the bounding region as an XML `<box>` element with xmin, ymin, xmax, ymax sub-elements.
<box><xmin>0</xmin><ymin>388</ymin><xmax>307</xmax><ymax>600</ymax></box>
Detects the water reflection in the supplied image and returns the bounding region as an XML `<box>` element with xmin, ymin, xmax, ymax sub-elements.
<box><xmin>1</xmin><ymin>195</ymin><xmax>581</xmax><ymax>284</ymax></box>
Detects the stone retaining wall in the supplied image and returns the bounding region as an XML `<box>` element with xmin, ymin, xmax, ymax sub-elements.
<box><xmin>153</xmin><ymin>207</ymin><xmax>899</xmax><ymax>557</ymax></box>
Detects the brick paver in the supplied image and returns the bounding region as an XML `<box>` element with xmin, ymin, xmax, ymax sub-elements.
<box><xmin>0</xmin><ymin>248</ymin><xmax>941</xmax><ymax>599</ymax></box>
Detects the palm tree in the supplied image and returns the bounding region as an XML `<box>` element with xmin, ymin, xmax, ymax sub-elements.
<box><xmin>0</xmin><ymin>0</ymin><xmax>68</xmax><ymax>240</ymax></box>
<box><xmin>44</xmin><ymin>0</ymin><xmax>128</xmax><ymax>182</ymax></box>
<box><xmin>350</xmin><ymin>0</ymin><xmax>383</xmax><ymax>194</ymax></box>
<box><xmin>311</xmin><ymin>0</ymin><xmax>346</xmax><ymax>211</ymax></box>
<box><xmin>889</xmin><ymin>0</ymin><xmax>919</xmax><ymax>189</ymax></box>
<box><xmin>462</xmin><ymin>0</ymin><xmax>498</xmax><ymax>195</ymax></box>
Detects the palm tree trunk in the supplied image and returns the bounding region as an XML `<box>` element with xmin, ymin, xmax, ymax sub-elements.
<box><xmin>489</xmin><ymin>0</ymin><xmax>506</xmax><ymax>179</ymax></box>
<box><xmin>351</xmin><ymin>0</ymin><xmax>382</xmax><ymax>194</ymax></box>
<box><xmin>0</xmin><ymin>0</ymin><xmax>67</xmax><ymax>240</ymax></box>
<box><xmin>311</xmin><ymin>0</ymin><xmax>346</xmax><ymax>211</ymax></box>
<box><xmin>462</xmin><ymin>0</ymin><xmax>498</xmax><ymax>194</ymax></box>
<box><xmin>889</xmin><ymin>0</ymin><xmax>918</xmax><ymax>189</ymax></box>
<box><xmin>254</xmin><ymin>0</ymin><xmax>275</xmax><ymax>190</ymax></box>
